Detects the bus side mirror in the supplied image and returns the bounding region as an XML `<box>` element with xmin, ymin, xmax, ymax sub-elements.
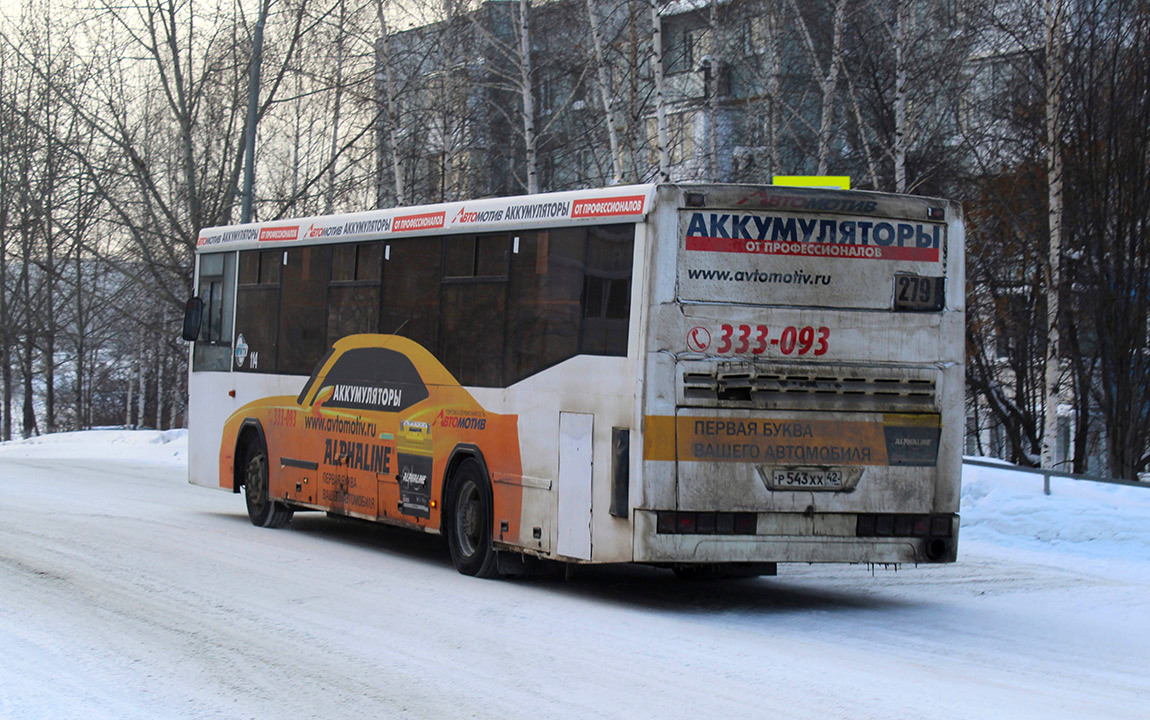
<box><xmin>182</xmin><ymin>297</ymin><xmax>203</xmax><ymax>342</ymax></box>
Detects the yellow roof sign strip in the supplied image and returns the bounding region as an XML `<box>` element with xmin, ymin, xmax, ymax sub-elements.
<box><xmin>773</xmin><ymin>176</ymin><xmax>852</xmax><ymax>190</ymax></box>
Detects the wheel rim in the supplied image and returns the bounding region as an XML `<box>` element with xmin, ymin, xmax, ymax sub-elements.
<box><xmin>455</xmin><ymin>480</ymin><xmax>482</xmax><ymax>558</ymax></box>
<box><xmin>246</xmin><ymin>453</ymin><xmax>268</xmax><ymax>514</ymax></box>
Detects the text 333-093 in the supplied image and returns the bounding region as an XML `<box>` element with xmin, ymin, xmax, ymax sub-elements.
<box><xmin>715</xmin><ymin>324</ymin><xmax>830</xmax><ymax>356</ymax></box>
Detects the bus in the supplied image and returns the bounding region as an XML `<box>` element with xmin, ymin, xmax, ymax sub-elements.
<box><xmin>183</xmin><ymin>183</ymin><xmax>964</xmax><ymax>578</ymax></box>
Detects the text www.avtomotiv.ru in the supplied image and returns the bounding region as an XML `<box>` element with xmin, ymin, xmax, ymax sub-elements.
<box><xmin>686</xmin><ymin>267</ymin><xmax>832</xmax><ymax>285</ymax></box>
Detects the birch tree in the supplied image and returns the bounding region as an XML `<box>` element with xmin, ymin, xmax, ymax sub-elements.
<box><xmin>1038</xmin><ymin>0</ymin><xmax>1065</xmax><ymax>471</ymax></box>
<box><xmin>788</xmin><ymin>0</ymin><xmax>848</xmax><ymax>176</ymax></box>
<box><xmin>649</xmin><ymin>0</ymin><xmax>670</xmax><ymax>180</ymax></box>
<box><xmin>516</xmin><ymin>0</ymin><xmax>539</xmax><ymax>192</ymax></box>
<box><xmin>0</xmin><ymin>42</ymin><xmax>14</xmax><ymax>440</ymax></box>
<box><xmin>586</xmin><ymin>0</ymin><xmax>624</xmax><ymax>184</ymax></box>
<box><xmin>374</xmin><ymin>0</ymin><xmax>406</xmax><ymax>206</ymax></box>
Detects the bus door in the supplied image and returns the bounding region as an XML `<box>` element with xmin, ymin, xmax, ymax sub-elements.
<box><xmin>556</xmin><ymin>412</ymin><xmax>594</xmax><ymax>560</ymax></box>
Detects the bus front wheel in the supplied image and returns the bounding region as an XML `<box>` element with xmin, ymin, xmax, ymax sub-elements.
<box><xmin>446</xmin><ymin>459</ymin><xmax>499</xmax><ymax>578</ymax></box>
<box><xmin>242</xmin><ymin>440</ymin><xmax>293</xmax><ymax>529</ymax></box>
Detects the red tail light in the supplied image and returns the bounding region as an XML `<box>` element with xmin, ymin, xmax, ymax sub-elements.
<box><xmin>656</xmin><ymin>511</ymin><xmax>757</xmax><ymax>535</ymax></box>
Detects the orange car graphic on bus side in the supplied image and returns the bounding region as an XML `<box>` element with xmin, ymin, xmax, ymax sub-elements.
<box><xmin>219</xmin><ymin>334</ymin><xmax>523</xmax><ymax>576</ymax></box>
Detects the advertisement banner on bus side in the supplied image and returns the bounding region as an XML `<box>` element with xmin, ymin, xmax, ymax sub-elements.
<box><xmin>678</xmin><ymin>210</ymin><xmax>946</xmax><ymax>310</ymax></box>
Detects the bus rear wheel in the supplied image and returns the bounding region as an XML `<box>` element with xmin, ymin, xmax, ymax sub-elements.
<box><xmin>243</xmin><ymin>440</ymin><xmax>293</xmax><ymax>529</ymax></box>
<box><xmin>446</xmin><ymin>459</ymin><xmax>499</xmax><ymax>578</ymax></box>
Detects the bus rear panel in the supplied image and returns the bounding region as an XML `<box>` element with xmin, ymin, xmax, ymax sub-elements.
<box><xmin>635</xmin><ymin>184</ymin><xmax>963</xmax><ymax>566</ymax></box>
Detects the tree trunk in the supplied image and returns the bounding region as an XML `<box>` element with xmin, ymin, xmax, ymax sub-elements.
<box><xmin>74</xmin><ymin>245</ymin><xmax>85</xmax><ymax>431</ymax></box>
<box><xmin>817</xmin><ymin>0</ymin><xmax>847</xmax><ymax>176</ymax></box>
<box><xmin>789</xmin><ymin>0</ymin><xmax>847</xmax><ymax>176</ymax></box>
<box><xmin>587</xmin><ymin>0</ymin><xmax>624</xmax><ymax>184</ymax></box>
<box><xmin>374</xmin><ymin>0</ymin><xmax>407</xmax><ymax>207</ymax></box>
<box><xmin>0</xmin><ymin>110</ymin><xmax>9</xmax><ymax>440</ymax></box>
<box><xmin>137</xmin><ymin>336</ymin><xmax>146</xmax><ymax>429</ymax></box>
<box><xmin>169</xmin><ymin>365</ymin><xmax>183</xmax><ymax>429</ymax></box>
<box><xmin>1040</xmin><ymin>0</ymin><xmax>1065</xmax><ymax>471</ymax></box>
<box><xmin>764</xmin><ymin>7</ymin><xmax>782</xmax><ymax>177</ymax></box>
<box><xmin>649</xmin><ymin>0</ymin><xmax>670</xmax><ymax>180</ymax></box>
<box><xmin>706</xmin><ymin>0</ymin><xmax>720</xmax><ymax>180</ymax></box>
<box><xmin>0</xmin><ymin>233</ymin><xmax>9</xmax><ymax>440</ymax></box>
<box><xmin>240</xmin><ymin>0</ymin><xmax>272</xmax><ymax>223</ymax></box>
<box><xmin>518</xmin><ymin>0</ymin><xmax>538</xmax><ymax>193</ymax></box>
<box><xmin>893</xmin><ymin>0</ymin><xmax>909</xmax><ymax>193</ymax></box>
<box><xmin>325</xmin><ymin>0</ymin><xmax>346</xmax><ymax>215</ymax></box>
<box><xmin>125</xmin><ymin>344</ymin><xmax>134</xmax><ymax>429</ymax></box>
<box><xmin>22</xmin><ymin>334</ymin><xmax>36</xmax><ymax>439</ymax></box>
<box><xmin>155</xmin><ymin>341</ymin><xmax>164</xmax><ymax>430</ymax></box>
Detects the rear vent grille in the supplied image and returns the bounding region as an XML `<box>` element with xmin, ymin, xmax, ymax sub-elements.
<box><xmin>680</xmin><ymin>362</ymin><xmax>937</xmax><ymax>411</ymax></box>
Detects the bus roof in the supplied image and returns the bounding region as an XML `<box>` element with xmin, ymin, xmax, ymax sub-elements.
<box><xmin>196</xmin><ymin>184</ymin><xmax>658</xmax><ymax>252</ymax></box>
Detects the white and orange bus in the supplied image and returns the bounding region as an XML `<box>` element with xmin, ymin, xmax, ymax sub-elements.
<box><xmin>183</xmin><ymin>183</ymin><xmax>964</xmax><ymax>578</ymax></box>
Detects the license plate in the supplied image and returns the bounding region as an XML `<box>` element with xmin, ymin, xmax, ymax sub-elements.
<box><xmin>759</xmin><ymin>466</ymin><xmax>863</xmax><ymax>492</ymax></box>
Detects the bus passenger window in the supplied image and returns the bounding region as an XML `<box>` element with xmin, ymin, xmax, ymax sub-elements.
<box><xmin>279</xmin><ymin>246</ymin><xmax>332</xmax><ymax>375</ymax></box>
<box><xmin>444</xmin><ymin>234</ymin><xmax>509</xmax><ymax>279</ymax></box>
<box><xmin>327</xmin><ymin>242</ymin><xmax>383</xmax><ymax>347</ymax></box>
<box><xmin>440</xmin><ymin>282</ymin><xmax>506</xmax><ymax>387</ymax></box>
<box><xmin>505</xmin><ymin>229</ymin><xmax>583</xmax><ymax>384</ymax></box>
<box><xmin>381</xmin><ymin>238</ymin><xmax>440</xmax><ymax>352</ymax></box>
<box><xmin>234</xmin><ymin>250</ymin><xmax>281</xmax><ymax>373</ymax></box>
<box><xmin>581</xmin><ymin>224</ymin><xmax>633</xmax><ymax>356</ymax></box>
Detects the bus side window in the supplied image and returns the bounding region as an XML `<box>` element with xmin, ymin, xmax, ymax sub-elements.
<box><xmin>505</xmin><ymin>229</ymin><xmax>583</xmax><ymax>384</ymax></box>
<box><xmin>234</xmin><ymin>250</ymin><xmax>281</xmax><ymax>373</ymax></box>
<box><xmin>580</xmin><ymin>224</ymin><xmax>633</xmax><ymax>356</ymax></box>
<box><xmin>280</xmin><ymin>246</ymin><xmax>333</xmax><ymax>375</ymax></box>
<box><xmin>327</xmin><ymin>242</ymin><xmax>382</xmax><ymax>347</ymax></box>
<box><xmin>192</xmin><ymin>252</ymin><xmax>235</xmax><ymax>372</ymax></box>
<box><xmin>439</xmin><ymin>233</ymin><xmax>508</xmax><ymax>387</ymax></box>
<box><xmin>381</xmin><ymin>238</ymin><xmax>441</xmax><ymax>353</ymax></box>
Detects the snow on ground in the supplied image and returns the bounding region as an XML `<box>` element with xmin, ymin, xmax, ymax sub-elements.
<box><xmin>961</xmin><ymin>458</ymin><xmax>1150</xmax><ymax>577</ymax></box>
<box><xmin>1</xmin><ymin>431</ymin><xmax>1148</xmax><ymax>720</ymax></box>
<box><xmin>0</xmin><ymin>428</ymin><xmax>187</xmax><ymax>467</ymax></box>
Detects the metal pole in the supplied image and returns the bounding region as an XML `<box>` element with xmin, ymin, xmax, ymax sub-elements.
<box><xmin>241</xmin><ymin>0</ymin><xmax>271</xmax><ymax>224</ymax></box>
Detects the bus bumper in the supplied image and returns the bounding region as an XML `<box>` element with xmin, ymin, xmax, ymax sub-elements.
<box><xmin>632</xmin><ymin>509</ymin><xmax>958</xmax><ymax>565</ymax></box>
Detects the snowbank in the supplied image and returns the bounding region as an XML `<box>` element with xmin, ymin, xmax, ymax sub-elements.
<box><xmin>961</xmin><ymin>458</ymin><xmax>1150</xmax><ymax>561</ymax></box>
<box><xmin>0</xmin><ymin>428</ymin><xmax>187</xmax><ymax>468</ymax></box>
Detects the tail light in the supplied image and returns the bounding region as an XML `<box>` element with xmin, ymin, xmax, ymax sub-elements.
<box><xmin>856</xmin><ymin>513</ymin><xmax>955</xmax><ymax>538</ymax></box>
<box><xmin>656</xmin><ymin>511</ymin><xmax>758</xmax><ymax>535</ymax></box>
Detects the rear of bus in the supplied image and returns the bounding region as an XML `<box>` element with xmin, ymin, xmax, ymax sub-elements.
<box><xmin>637</xmin><ymin>184</ymin><xmax>963</xmax><ymax>567</ymax></box>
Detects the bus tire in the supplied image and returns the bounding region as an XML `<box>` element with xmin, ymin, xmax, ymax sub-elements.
<box><xmin>242</xmin><ymin>440</ymin><xmax>293</xmax><ymax>529</ymax></box>
<box><xmin>446</xmin><ymin>458</ymin><xmax>499</xmax><ymax>578</ymax></box>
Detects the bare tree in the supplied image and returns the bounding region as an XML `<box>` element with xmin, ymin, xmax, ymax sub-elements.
<box><xmin>788</xmin><ymin>0</ymin><xmax>848</xmax><ymax>176</ymax></box>
<box><xmin>586</xmin><ymin>0</ymin><xmax>624</xmax><ymax>184</ymax></box>
<box><xmin>0</xmin><ymin>40</ymin><xmax>14</xmax><ymax>440</ymax></box>
<box><xmin>1060</xmin><ymin>0</ymin><xmax>1150</xmax><ymax>478</ymax></box>
<box><xmin>1039</xmin><ymin>0</ymin><xmax>1066</xmax><ymax>471</ymax></box>
<box><xmin>374</xmin><ymin>0</ymin><xmax>407</xmax><ymax>206</ymax></box>
<box><xmin>649</xmin><ymin>0</ymin><xmax>670</xmax><ymax>180</ymax></box>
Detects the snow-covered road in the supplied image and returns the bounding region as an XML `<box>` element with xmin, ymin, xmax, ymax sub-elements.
<box><xmin>1</xmin><ymin>431</ymin><xmax>1148</xmax><ymax>719</ymax></box>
